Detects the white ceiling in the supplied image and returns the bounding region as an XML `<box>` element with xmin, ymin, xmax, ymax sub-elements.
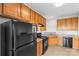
<box><xmin>27</xmin><ymin>3</ymin><xmax>79</xmax><ymax>20</ymax></box>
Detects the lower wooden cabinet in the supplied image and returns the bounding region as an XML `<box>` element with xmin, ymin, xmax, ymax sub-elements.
<box><xmin>37</xmin><ymin>39</ymin><xmax>43</xmax><ymax>56</ymax></box>
<box><xmin>48</xmin><ymin>36</ymin><xmax>58</xmax><ymax>46</ymax></box>
<box><xmin>58</xmin><ymin>36</ymin><xmax>64</xmax><ymax>46</ymax></box>
<box><xmin>73</xmin><ymin>36</ymin><xmax>79</xmax><ymax>49</ymax></box>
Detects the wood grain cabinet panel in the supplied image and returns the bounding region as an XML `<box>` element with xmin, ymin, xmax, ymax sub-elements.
<box><xmin>37</xmin><ymin>39</ymin><xmax>43</xmax><ymax>56</ymax></box>
<box><xmin>57</xmin><ymin>19</ymin><xmax>65</xmax><ymax>31</ymax></box>
<box><xmin>72</xmin><ymin>17</ymin><xmax>78</xmax><ymax>31</ymax></box>
<box><xmin>21</xmin><ymin>4</ymin><xmax>31</xmax><ymax>22</ymax></box>
<box><xmin>57</xmin><ymin>20</ymin><xmax>60</xmax><ymax>30</ymax></box>
<box><xmin>30</xmin><ymin>10</ymin><xmax>36</xmax><ymax>24</ymax></box>
<box><xmin>0</xmin><ymin>3</ymin><xmax>2</xmax><ymax>15</ymax></box>
<box><xmin>44</xmin><ymin>18</ymin><xmax>46</xmax><ymax>26</ymax></box>
<box><xmin>40</xmin><ymin>26</ymin><xmax>46</xmax><ymax>31</ymax></box>
<box><xmin>3</xmin><ymin>3</ymin><xmax>21</xmax><ymax>19</ymax></box>
<box><xmin>65</xmin><ymin>18</ymin><xmax>72</xmax><ymax>30</ymax></box>
<box><xmin>73</xmin><ymin>36</ymin><xmax>79</xmax><ymax>49</ymax></box>
<box><xmin>35</xmin><ymin>12</ymin><xmax>38</xmax><ymax>25</ymax></box>
<box><xmin>48</xmin><ymin>36</ymin><xmax>58</xmax><ymax>46</ymax></box>
<box><xmin>62</xmin><ymin>19</ymin><xmax>65</xmax><ymax>30</ymax></box>
<box><xmin>57</xmin><ymin>19</ymin><xmax>62</xmax><ymax>31</ymax></box>
<box><xmin>39</xmin><ymin>15</ymin><xmax>42</xmax><ymax>25</ymax></box>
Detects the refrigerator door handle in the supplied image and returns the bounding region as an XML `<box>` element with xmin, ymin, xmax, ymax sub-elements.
<box><xmin>12</xmin><ymin>24</ymin><xmax>16</xmax><ymax>55</ymax></box>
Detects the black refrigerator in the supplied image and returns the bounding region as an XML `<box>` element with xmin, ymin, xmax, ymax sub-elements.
<box><xmin>1</xmin><ymin>20</ymin><xmax>37</xmax><ymax>56</ymax></box>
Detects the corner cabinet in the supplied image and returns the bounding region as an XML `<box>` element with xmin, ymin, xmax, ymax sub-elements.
<box><xmin>0</xmin><ymin>3</ymin><xmax>2</xmax><ymax>15</ymax></box>
<box><xmin>3</xmin><ymin>3</ymin><xmax>21</xmax><ymax>19</ymax></box>
<box><xmin>21</xmin><ymin>4</ymin><xmax>31</xmax><ymax>23</ymax></box>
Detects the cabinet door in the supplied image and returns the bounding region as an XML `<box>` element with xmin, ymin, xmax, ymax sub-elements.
<box><xmin>40</xmin><ymin>40</ymin><xmax>43</xmax><ymax>55</ymax></box>
<box><xmin>48</xmin><ymin>36</ymin><xmax>58</xmax><ymax>46</ymax></box>
<box><xmin>39</xmin><ymin>15</ymin><xmax>42</xmax><ymax>25</ymax></box>
<box><xmin>62</xmin><ymin>19</ymin><xmax>65</xmax><ymax>30</ymax></box>
<box><xmin>37</xmin><ymin>40</ymin><xmax>43</xmax><ymax>56</ymax></box>
<box><xmin>72</xmin><ymin>17</ymin><xmax>78</xmax><ymax>31</ymax></box>
<box><xmin>3</xmin><ymin>3</ymin><xmax>20</xmax><ymax>19</ymax></box>
<box><xmin>0</xmin><ymin>3</ymin><xmax>2</xmax><ymax>15</ymax></box>
<box><xmin>65</xmin><ymin>18</ymin><xmax>72</xmax><ymax>30</ymax></box>
<box><xmin>30</xmin><ymin>10</ymin><xmax>36</xmax><ymax>24</ymax></box>
<box><xmin>44</xmin><ymin>18</ymin><xmax>46</xmax><ymax>26</ymax></box>
<box><xmin>35</xmin><ymin>12</ymin><xmax>38</xmax><ymax>25</ymax></box>
<box><xmin>73</xmin><ymin>36</ymin><xmax>79</xmax><ymax>49</ymax></box>
<box><xmin>30</xmin><ymin>10</ymin><xmax>34</xmax><ymax>24</ymax></box>
<box><xmin>57</xmin><ymin>19</ymin><xmax>62</xmax><ymax>31</ymax></box>
<box><xmin>21</xmin><ymin>4</ymin><xmax>31</xmax><ymax>22</ymax></box>
<box><xmin>40</xmin><ymin>26</ymin><xmax>46</xmax><ymax>31</ymax></box>
<box><xmin>37</xmin><ymin>42</ymin><xmax>40</xmax><ymax>56</ymax></box>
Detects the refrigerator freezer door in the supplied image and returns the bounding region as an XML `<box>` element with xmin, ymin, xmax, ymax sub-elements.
<box><xmin>15</xmin><ymin>41</ymin><xmax>36</xmax><ymax>56</ymax></box>
<box><xmin>0</xmin><ymin>25</ymin><xmax>6</xmax><ymax>56</ymax></box>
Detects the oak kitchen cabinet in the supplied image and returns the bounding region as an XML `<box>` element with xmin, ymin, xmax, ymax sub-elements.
<box><xmin>35</xmin><ymin>12</ymin><xmax>39</xmax><ymax>25</ymax></box>
<box><xmin>0</xmin><ymin>3</ymin><xmax>2</xmax><ymax>15</ymax></box>
<box><xmin>57</xmin><ymin>17</ymin><xmax>78</xmax><ymax>31</ymax></box>
<box><xmin>73</xmin><ymin>36</ymin><xmax>79</xmax><ymax>49</ymax></box>
<box><xmin>39</xmin><ymin>15</ymin><xmax>42</xmax><ymax>25</ymax></box>
<box><xmin>43</xmin><ymin>18</ymin><xmax>46</xmax><ymax>26</ymax></box>
<box><xmin>48</xmin><ymin>36</ymin><xmax>58</xmax><ymax>46</ymax></box>
<box><xmin>21</xmin><ymin>4</ymin><xmax>31</xmax><ymax>23</ymax></box>
<box><xmin>30</xmin><ymin>9</ymin><xmax>34</xmax><ymax>24</ymax></box>
<box><xmin>40</xmin><ymin>26</ymin><xmax>46</xmax><ymax>31</ymax></box>
<box><xmin>0</xmin><ymin>3</ymin><xmax>46</xmax><ymax>26</ymax></box>
<box><xmin>37</xmin><ymin>38</ymin><xmax>43</xmax><ymax>56</ymax></box>
<box><xmin>72</xmin><ymin>17</ymin><xmax>78</xmax><ymax>31</ymax></box>
<box><xmin>30</xmin><ymin>10</ymin><xmax>38</xmax><ymax>25</ymax></box>
<box><xmin>65</xmin><ymin>18</ymin><xmax>72</xmax><ymax>30</ymax></box>
<box><xmin>3</xmin><ymin>3</ymin><xmax>21</xmax><ymax>19</ymax></box>
<box><xmin>57</xmin><ymin>19</ymin><xmax>63</xmax><ymax>31</ymax></box>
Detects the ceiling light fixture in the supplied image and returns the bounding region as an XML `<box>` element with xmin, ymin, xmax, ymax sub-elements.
<box><xmin>53</xmin><ymin>3</ymin><xmax>64</xmax><ymax>7</ymax></box>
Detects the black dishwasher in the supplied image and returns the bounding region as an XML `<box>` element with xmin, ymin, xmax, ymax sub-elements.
<box><xmin>63</xmin><ymin>37</ymin><xmax>72</xmax><ymax>48</ymax></box>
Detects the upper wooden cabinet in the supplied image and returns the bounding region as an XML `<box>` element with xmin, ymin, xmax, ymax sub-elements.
<box><xmin>57</xmin><ymin>16</ymin><xmax>78</xmax><ymax>31</ymax></box>
<box><xmin>72</xmin><ymin>17</ymin><xmax>78</xmax><ymax>31</ymax></box>
<box><xmin>40</xmin><ymin>26</ymin><xmax>46</xmax><ymax>31</ymax></box>
<box><xmin>38</xmin><ymin>15</ymin><xmax>42</xmax><ymax>25</ymax></box>
<box><xmin>30</xmin><ymin>10</ymin><xmax>38</xmax><ymax>25</ymax></box>
<box><xmin>35</xmin><ymin>12</ymin><xmax>38</xmax><ymax>25</ymax></box>
<box><xmin>65</xmin><ymin>18</ymin><xmax>72</xmax><ymax>30</ymax></box>
<box><xmin>38</xmin><ymin>15</ymin><xmax>46</xmax><ymax>26</ymax></box>
<box><xmin>0</xmin><ymin>3</ymin><xmax>46</xmax><ymax>25</ymax></box>
<box><xmin>30</xmin><ymin>10</ymin><xmax>34</xmax><ymax>24</ymax></box>
<box><xmin>21</xmin><ymin>4</ymin><xmax>31</xmax><ymax>22</ymax></box>
<box><xmin>57</xmin><ymin>19</ymin><xmax>63</xmax><ymax>31</ymax></box>
<box><xmin>0</xmin><ymin>4</ymin><xmax>2</xmax><ymax>15</ymax></box>
<box><xmin>3</xmin><ymin>3</ymin><xmax>21</xmax><ymax>19</ymax></box>
<box><xmin>43</xmin><ymin>18</ymin><xmax>46</xmax><ymax>26</ymax></box>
